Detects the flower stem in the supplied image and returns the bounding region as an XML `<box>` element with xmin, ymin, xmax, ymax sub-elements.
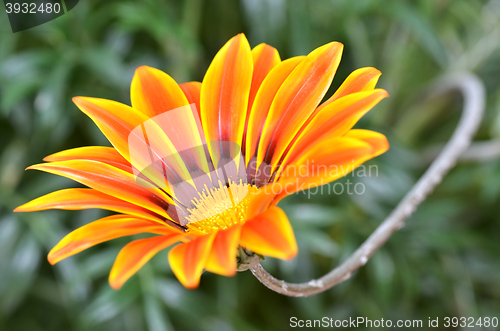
<box><xmin>250</xmin><ymin>72</ymin><xmax>486</xmax><ymax>297</ymax></box>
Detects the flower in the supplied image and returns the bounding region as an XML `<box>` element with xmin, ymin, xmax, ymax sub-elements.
<box><xmin>15</xmin><ymin>34</ymin><xmax>389</xmax><ymax>289</ymax></box>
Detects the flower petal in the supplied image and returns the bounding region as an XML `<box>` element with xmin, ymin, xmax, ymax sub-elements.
<box><xmin>180</xmin><ymin>81</ymin><xmax>202</xmax><ymax>117</ymax></box>
<box><xmin>131</xmin><ymin>66</ymin><xmax>190</xmax><ymax>118</ymax></box>
<box><xmin>48</xmin><ymin>215</ymin><xmax>181</xmax><ymax>265</ymax></box>
<box><xmin>27</xmin><ymin>160</ymin><xmax>174</xmax><ymax>219</ymax></box>
<box><xmin>73</xmin><ymin>97</ymin><xmax>150</xmax><ymax>162</ymax></box>
<box><xmin>343</xmin><ymin>129</ymin><xmax>390</xmax><ymax>156</ymax></box>
<box><xmin>205</xmin><ymin>224</ymin><xmax>242</xmax><ymax>276</ymax></box>
<box><xmin>245</xmin><ymin>56</ymin><xmax>304</xmax><ymax>166</ymax></box>
<box><xmin>281</xmin><ymin>89</ymin><xmax>388</xmax><ymax>167</ymax></box>
<box><xmin>168</xmin><ymin>232</ymin><xmax>217</xmax><ymax>289</ymax></box>
<box><xmin>73</xmin><ymin>97</ymin><xmax>191</xmax><ymax>190</ymax></box>
<box><xmin>240</xmin><ymin>207</ymin><xmax>297</xmax><ymax>260</ymax></box>
<box><xmin>44</xmin><ymin>146</ymin><xmax>131</xmax><ymax>173</ymax></box>
<box><xmin>248</xmin><ymin>44</ymin><xmax>281</xmax><ymax>117</ymax></box>
<box><xmin>14</xmin><ymin>188</ymin><xmax>164</xmax><ymax>223</ymax></box>
<box><xmin>109</xmin><ymin>234</ymin><xmax>185</xmax><ymax>289</ymax></box>
<box><xmin>242</xmin><ymin>44</ymin><xmax>281</xmax><ymax>156</ymax></box>
<box><xmin>245</xmin><ymin>182</ymin><xmax>282</xmax><ymax>216</ymax></box>
<box><xmin>277</xmin><ymin>132</ymin><xmax>388</xmax><ymax>199</ymax></box>
<box><xmin>200</xmin><ymin>33</ymin><xmax>253</xmax><ymax>158</ymax></box>
<box><xmin>316</xmin><ymin>67</ymin><xmax>382</xmax><ymax>112</ymax></box>
<box><xmin>257</xmin><ymin>42</ymin><xmax>343</xmax><ymax>170</ymax></box>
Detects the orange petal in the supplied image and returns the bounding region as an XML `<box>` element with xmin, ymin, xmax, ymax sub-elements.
<box><xmin>284</xmin><ymin>137</ymin><xmax>371</xmax><ymax>180</ymax></box>
<box><xmin>48</xmin><ymin>215</ymin><xmax>181</xmax><ymax>265</ymax></box>
<box><xmin>245</xmin><ymin>56</ymin><xmax>304</xmax><ymax>165</ymax></box>
<box><xmin>125</xmin><ymin>71</ymin><xmax>210</xmax><ymax>190</ymax></box>
<box><xmin>245</xmin><ymin>182</ymin><xmax>282</xmax><ymax>216</ymax></box>
<box><xmin>240</xmin><ymin>207</ymin><xmax>297</xmax><ymax>260</ymax></box>
<box><xmin>205</xmin><ymin>224</ymin><xmax>242</xmax><ymax>276</ymax></box>
<box><xmin>168</xmin><ymin>232</ymin><xmax>217</xmax><ymax>289</ymax></box>
<box><xmin>109</xmin><ymin>234</ymin><xmax>185</xmax><ymax>289</ymax></box>
<box><xmin>248</xmin><ymin>44</ymin><xmax>281</xmax><ymax>119</ymax></box>
<box><xmin>344</xmin><ymin>129</ymin><xmax>390</xmax><ymax>157</ymax></box>
<box><xmin>44</xmin><ymin>146</ymin><xmax>132</xmax><ymax>173</ymax></box>
<box><xmin>200</xmin><ymin>34</ymin><xmax>253</xmax><ymax>158</ymax></box>
<box><xmin>257</xmin><ymin>42</ymin><xmax>344</xmax><ymax>170</ymax></box>
<box><xmin>242</xmin><ymin>44</ymin><xmax>281</xmax><ymax>156</ymax></box>
<box><xmin>316</xmin><ymin>67</ymin><xmax>382</xmax><ymax>112</ymax></box>
<box><xmin>73</xmin><ymin>97</ymin><xmax>184</xmax><ymax>189</ymax></box>
<box><xmin>14</xmin><ymin>188</ymin><xmax>164</xmax><ymax>223</ymax></box>
<box><xmin>131</xmin><ymin>66</ymin><xmax>190</xmax><ymax>118</ymax></box>
<box><xmin>180</xmin><ymin>81</ymin><xmax>202</xmax><ymax>117</ymax></box>
<box><xmin>277</xmin><ymin>132</ymin><xmax>388</xmax><ymax>199</ymax></box>
<box><xmin>73</xmin><ymin>97</ymin><xmax>150</xmax><ymax>162</ymax></box>
<box><xmin>27</xmin><ymin>160</ymin><xmax>173</xmax><ymax>219</ymax></box>
<box><xmin>281</xmin><ymin>89</ymin><xmax>388</xmax><ymax>167</ymax></box>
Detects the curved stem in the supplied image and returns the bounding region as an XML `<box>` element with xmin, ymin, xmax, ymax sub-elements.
<box><xmin>250</xmin><ymin>73</ymin><xmax>485</xmax><ymax>297</ymax></box>
<box><xmin>423</xmin><ymin>139</ymin><xmax>500</xmax><ymax>163</ymax></box>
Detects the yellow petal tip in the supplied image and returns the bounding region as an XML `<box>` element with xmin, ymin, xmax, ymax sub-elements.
<box><xmin>183</xmin><ymin>281</ymin><xmax>201</xmax><ymax>290</ymax></box>
<box><xmin>13</xmin><ymin>205</ymin><xmax>26</xmax><ymax>213</ymax></box>
<box><xmin>72</xmin><ymin>96</ymin><xmax>82</xmax><ymax>104</ymax></box>
<box><xmin>47</xmin><ymin>254</ymin><xmax>58</xmax><ymax>266</ymax></box>
<box><xmin>135</xmin><ymin>65</ymin><xmax>152</xmax><ymax>73</ymax></box>
<box><xmin>109</xmin><ymin>280</ymin><xmax>123</xmax><ymax>290</ymax></box>
<box><xmin>25</xmin><ymin>164</ymin><xmax>39</xmax><ymax>171</ymax></box>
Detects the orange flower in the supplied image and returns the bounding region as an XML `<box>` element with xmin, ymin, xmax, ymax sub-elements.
<box><xmin>15</xmin><ymin>34</ymin><xmax>389</xmax><ymax>289</ymax></box>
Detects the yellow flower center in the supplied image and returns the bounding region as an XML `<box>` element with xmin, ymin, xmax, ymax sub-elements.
<box><xmin>185</xmin><ymin>181</ymin><xmax>259</xmax><ymax>234</ymax></box>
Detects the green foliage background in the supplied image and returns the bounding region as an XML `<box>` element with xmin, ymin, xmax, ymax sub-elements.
<box><xmin>1</xmin><ymin>0</ymin><xmax>500</xmax><ymax>330</ymax></box>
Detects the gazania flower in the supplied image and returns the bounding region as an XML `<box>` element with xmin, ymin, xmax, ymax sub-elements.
<box><xmin>15</xmin><ymin>34</ymin><xmax>389</xmax><ymax>289</ymax></box>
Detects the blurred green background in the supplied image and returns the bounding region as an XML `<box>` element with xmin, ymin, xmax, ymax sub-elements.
<box><xmin>1</xmin><ymin>0</ymin><xmax>500</xmax><ymax>330</ymax></box>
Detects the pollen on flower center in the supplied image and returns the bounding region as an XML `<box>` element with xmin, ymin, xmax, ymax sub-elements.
<box><xmin>185</xmin><ymin>180</ymin><xmax>259</xmax><ymax>234</ymax></box>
